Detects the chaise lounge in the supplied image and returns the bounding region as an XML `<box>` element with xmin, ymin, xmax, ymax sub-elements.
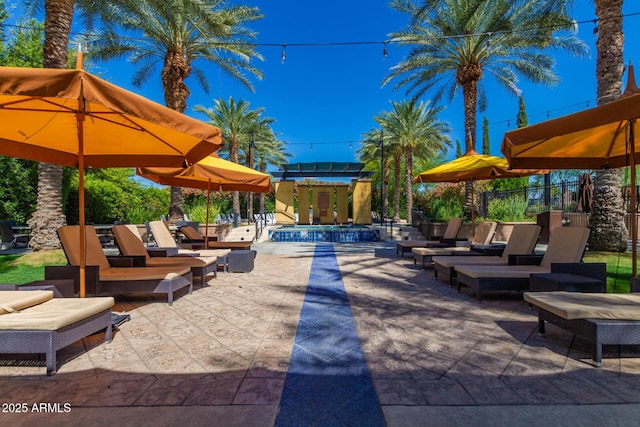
<box><xmin>455</xmin><ymin>227</ymin><xmax>591</xmax><ymax>301</ymax></box>
<box><xmin>178</xmin><ymin>224</ymin><xmax>252</xmax><ymax>251</ymax></box>
<box><xmin>411</xmin><ymin>221</ymin><xmax>497</xmax><ymax>268</ymax></box>
<box><xmin>524</xmin><ymin>291</ymin><xmax>640</xmax><ymax>367</ymax></box>
<box><xmin>111</xmin><ymin>225</ymin><xmax>218</xmax><ymax>285</ymax></box>
<box><xmin>432</xmin><ymin>223</ymin><xmax>542</xmax><ymax>286</ymax></box>
<box><xmin>147</xmin><ymin>221</ymin><xmax>232</xmax><ymax>258</ymax></box>
<box><xmin>396</xmin><ymin>217</ymin><xmax>464</xmax><ymax>257</ymax></box>
<box><xmin>0</xmin><ymin>290</ymin><xmax>113</xmax><ymax>375</ymax></box>
<box><xmin>48</xmin><ymin>225</ymin><xmax>193</xmax><ymax>305</ymax></box>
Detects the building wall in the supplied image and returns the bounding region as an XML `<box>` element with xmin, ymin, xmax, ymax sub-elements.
<box><xmin>352</xmin><ymin>180</ymin><xmax>372</xmax><ymax>225</ymax></box>
<box><xmin>336</xmin><ymin>186</ymin><xmax>349</xmax><ymax>224</ymax></box>
<box><xmin>297</xmin><ymin>186</ymin><xmax>310</xmax><ymax>225</ymax></box>
<box><xmin>275</xmin><ymin>180</ymin><xmax>295</xmax><ymax>224</ymax></box>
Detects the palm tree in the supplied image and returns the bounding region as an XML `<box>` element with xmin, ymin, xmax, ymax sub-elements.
<box><xmin>589</xmin><ymin>0</ymin><xmax>628</xmax><ymax>252</ymax></box>
<box><xmin>255</xmin><ymin>134</ymin><xmax>290</xmax><ymax>219</ymax></box>
<box><xmin>240</xmin><ymin>116</ymin><xmax>275</xmax><ymax>222</ymax></box>
<box><xmin>384</xmin><ymin>0</ymin><xmax>586</xmax><ymax>154</ymax></box>
<box><xmin>359</xmin><ymin>129</ymin><xmax>390</xmax><ymax>220</ymax></box>
<box><xmin>90</xmin><ymin>0</ymin><xmax>263</xmax><ymax>221</ymax></box>
<box><xmin>376</xmin><ymin>100</ymin><xmax>451</xmax><ymax>220</ymax></box>
<box><xmin>194</xmin><ymin>97</ymin><xmax>265</xmax><ymax>219</ymax></box>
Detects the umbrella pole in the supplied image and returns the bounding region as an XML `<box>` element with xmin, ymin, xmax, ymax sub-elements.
<box><xmin>471</xmin><ymin>179</ymin><xmax>475</xmax><ymax>236</ymax></box>
<box><xmin>77</xmin><ymin>114</ymin><xmax>86</xmax><ymax>298</ymax></box>
<box><xmin>205</xmin><ymin>179</ymin><xmax>211</xmax><ymax>244</ymax></box>
<box><xmin>631</xmin><ymin>120</ymin><xmax>637</xmax><ymax>278</ymax></box>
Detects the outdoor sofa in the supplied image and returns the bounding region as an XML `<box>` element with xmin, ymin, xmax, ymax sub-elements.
<box><xmin>0</xmin><ymin>290</ymin><xmax>113</xmax><ymax>375</ymax></box>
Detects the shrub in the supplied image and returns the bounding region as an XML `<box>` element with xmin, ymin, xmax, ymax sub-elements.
<box><xmin>488</xmin><ymin>196</ymin><xmax>528</xmax><ymax>222</ymax></box>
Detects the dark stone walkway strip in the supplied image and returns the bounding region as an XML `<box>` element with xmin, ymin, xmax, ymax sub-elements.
<box><xmin>275</xmin><ymin>243</ymin><xmax>385</xmax><ymax>426</ymax></box>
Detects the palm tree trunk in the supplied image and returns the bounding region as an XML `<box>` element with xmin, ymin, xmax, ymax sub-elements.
<box><xmin>393</xmin><ymin>152</ymin><xmax>402</xmax><ymax>221</ymax></box>
<box><xmin>28</xmin><ymin>0</ymin><xmax>75</xmax><ymax>250</ymax></box>
<box><xmin>459</xmin><ymin>67</ymin><xmax>481</xmax><ymax>221</ymax></box>
<box><xmin>405</xmin><ymin>145</ymin><xmax>413</xmax><ymax>221</ymax></box>
<box><xmin>589</xmin><ymin>0</ymin><xmax>628</xmax><ymax>252</ymax></box>
<box><xmin>383</xmin><ymin>158</ymin><xmax>391</xmax><ymax>219</ymax></box>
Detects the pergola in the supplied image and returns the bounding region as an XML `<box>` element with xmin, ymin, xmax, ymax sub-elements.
<box><xmin>272</xmin><ymin>162</ymin><xmax>374</xmax><ymax>225</ymax></box>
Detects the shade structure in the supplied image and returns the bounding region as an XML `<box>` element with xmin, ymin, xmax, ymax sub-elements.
<box><xmin>501</xmin><ymin>66</ymin><xmax>640</xmax><ymax>277</ymax></box>
<box><xmin>137</xmin><ymin>155</ymin><xmax>272</xmax><ymax>241</ymax></box>
<box><xmin>0</xmin><ymin>66</ymin><xmax>223</xmax><ymax>297</ymax></box>
<box><xmin>413</xmin><ymin>150</ymin><xmax>547</xmax><ymax>184</ymax></box>
<box><xmin>413</xmin><ymin>150</ymin><xmax>547</xmax><ymax>233</ymax></box>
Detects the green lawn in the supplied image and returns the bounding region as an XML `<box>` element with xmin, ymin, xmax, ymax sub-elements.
<box><xmin>582</xmin><ymin>251</ymin><xmax>633</xmax><ymax>293</ymax></box>
<box><xmin>0</xmin><ymin>249</ymin><xmax>635</xmax><ymax>293</ymax></box>
<box><xmin>0</xmin><ymin>250</ymin><xmax>67</xmax><ymax>285</ymax></box>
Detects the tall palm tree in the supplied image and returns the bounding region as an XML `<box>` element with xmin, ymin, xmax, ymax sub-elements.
<box><xmin>384</xmin><ymin>0</ymin><xmax>586</xmax><ymax>158</ymax></box>
<box><xmin>359</xmin><ymin>129</ymin><xmax>391</xmax><ymax>220</ymax></box>
<box><xmin>194</xmin><ymin>97</ymin><xmax>264</xmax><ymax>218</ymax></box>
<box><xmin>240</xmin><ymin>116</ymin><xmax>275</xmax><ymax>222</ymax></box>
<box><xmin>25</xmin><ymin>0</ymin><xmax>74</xmax><ymax>250</ymax></box>
<box><xmin>90</xmin><ymin>0</ymin><xmax>263</xmax><ymax>221</ymax></box>
<box><xmin>589</xmin><ymin>0</ymin><xmax>628</xmax><ymax>252</ymax></box>
<box><xmin>376</xmin><ymin>100</ymin><xmax>451</xmax><ymax>220</ymax></box>
<box><xmin>255</xmin><ymin>134</ymin><xmax>290</xmax><ymax>219</ymax></box>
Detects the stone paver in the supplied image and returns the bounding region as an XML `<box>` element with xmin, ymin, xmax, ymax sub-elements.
<box><xmin>2</xmin><ymin>239</ymin><xmax>640</xmax><ymax>426</ymax></box>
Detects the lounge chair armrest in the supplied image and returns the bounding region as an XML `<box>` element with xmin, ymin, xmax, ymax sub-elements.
<box><xmin>550</xmin><ymin>262</ymin><xmax>606</xmax><ymax>282</ymax></box>
<box><xmin>44</xmin><ymin>265</ymin><xmax>99</xmax><ymax>295</ymax></box>
<box><xmin>106</xmin><ymin>256</ymin><xmax>134</xmax><ymax>267</ymax></box>
<box><xmin>508</xmin><ymin>254</ymin><xmax>543</xmax><ymax>265</ymax></box>
<box><xmin>147</xmin><ymin>247</ymin><xmax>179</xmax><ymax>257</ymax></box>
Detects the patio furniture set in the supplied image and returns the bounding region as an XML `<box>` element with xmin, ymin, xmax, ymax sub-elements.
<box><xmin>0</xmin><ymin>220</ymin><xmax>256</xmax><ymax>375</ymax></box>
<box><xmin>402</xmin><ymin>219</ymin><xmax>640</xmax><ymax>367</ymax></box>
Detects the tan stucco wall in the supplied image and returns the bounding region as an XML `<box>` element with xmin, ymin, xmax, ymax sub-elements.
<box><xmin>275</xmin><ymin>180</ymin><xmax>295</xmax><ymax>224</ymax></box>
<box><xmin>297</xmin><ymin>186</ymin><xmax>310</xmax><ymax>225</ymax></box>
<box><xmin>352</xmin><ymin>180</ymin><xmax>371</xmax><ymax>225</ymax></box>
<box><xmin>336</xmin><ymin>186</ymin><xmax>349</xmax><ymax>224</ymax></box>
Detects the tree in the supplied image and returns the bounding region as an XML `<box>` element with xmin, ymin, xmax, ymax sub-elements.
<box><xmin>375</xmin><ymin>100</ymin><xmax>451</xmax><ymax>220</ymax></box>
<box><xmin>456</xmin><ymin>139</ymin><xmax>463</xmax><ymax>158</ymax></box>
<box><xmin>90</xmin><ymin>0</ymin><xmax>264</xmax><ymax>222</ymax></box>
<box><xmin>589</xmin><ymin>0</ymin><xmax>628</xmax><ymax>252</ymax></box>
<box><xmin>359</xmin><ymin>129</ymin><xmax>390</xmax><ymax>219</ymax></box>
<box><xmin>255</xmin><ymin>133</ymin><xmax>290</xmax><ymax>218</ymax></box>
<box><xmin>384</xmin><ymin>0</ymin><xmax>586</xmax><ymax>217</ymax></box>
<box><xmin>481</xmin><ymin>117</ymin><xmax>490</xmax><ymax>155</ymax></box>
<box><xmin>194</xmin><ymin>97</ymin><xmax>265</xmax><ymax>219</ymax></box>
<box><xmin>517</xmin><ymin>95</ymin><xmax>528</xmax><ymax>127</ymax></box>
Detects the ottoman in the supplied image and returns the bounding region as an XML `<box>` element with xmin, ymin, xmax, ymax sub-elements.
<box><xmin>227</xmin><ymin>250</ymin><xmax>257</xmax><ymax>273</ymax></box>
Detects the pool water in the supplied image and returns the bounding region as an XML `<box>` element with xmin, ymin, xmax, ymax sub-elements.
<box><xmin>268</xmin><ymin>225</ymin><xmax>380</xmax><ymax>242</ymax></box>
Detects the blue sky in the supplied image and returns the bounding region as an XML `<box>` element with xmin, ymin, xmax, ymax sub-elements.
<box><xmin>7</xmin><ymin>1</ymin><xmax>640</xmax><ymax>172</ymax></box>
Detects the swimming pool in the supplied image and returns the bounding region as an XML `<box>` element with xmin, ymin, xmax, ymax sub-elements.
<box><xmin>268</xmin><ymin>225</ymin><xmax>380</xmax><ymax>242</ymax></box>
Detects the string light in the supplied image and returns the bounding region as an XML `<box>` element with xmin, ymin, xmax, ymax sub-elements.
<box><xmin>593</xmin><ymin>19</ymin><xmax>599</xmax><ymax>35</ymax></box>
<box><xmin>281</xmin><ymin>44</ymin><xmax>287</xmax><ymax>64</ymax></box>
<box><xmin>382</xmin><ymin>42</ymin><xmax>388</xmax><ymax>60</ymax></box>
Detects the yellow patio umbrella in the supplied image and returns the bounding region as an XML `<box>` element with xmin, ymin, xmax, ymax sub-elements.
<box><xmin>0</xmin><ymin>66</ymin><xmax>223</xmax><ymax>297</ymax></box>
<box><xmin>137</xmin><ymin>154</ymin><xmax>271</xmax><ymax>241</ymax></box>
<box><xmin>413</xmin><ymin>150</ymin><xmax>547</xmax><ymax>232</ymax></box>
<box><xmin>502</xmin><ymin>65</ymin><xmax>640</xmax><ymax>277</ymax></box>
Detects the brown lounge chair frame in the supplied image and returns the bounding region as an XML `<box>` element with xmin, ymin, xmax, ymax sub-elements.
<box><xmin>47</xmin><ymin>226</ymin><xmax>193</xmax><ymax>305</ymax></box>
<box><xmin>111</xmin><ymin>225</ymin><xmax>217</xmax><ymax>285</ymax></box>
<box><xmin>455</xmin><ymin>227</ymin><xmax>590</xmax><ymax>301</ymax></box>
<box><xmin>0</xmin><ymin>291</ymin><xmax>113</xmax><ymax>375</ymax></box>
<box><xmin>178</xmin><ymin>225</ymin><xmax>252</xmax><ymax>251</ymax></box>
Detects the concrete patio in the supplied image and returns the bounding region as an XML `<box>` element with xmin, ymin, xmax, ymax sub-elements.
<box><xmin>2</xmin><ymin>240</ymin><xmax>640</xmax><ymax>426</ymax></box>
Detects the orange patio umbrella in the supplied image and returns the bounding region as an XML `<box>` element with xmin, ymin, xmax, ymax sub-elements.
<box><xmin>413</xmin><ymin>150</ymin><xmax>547</xmax><ymax>232</ymax></box>
<box><xmin>502</xmin><ymin>65</ymin><xmax>640</xmax><ymax>277</ymax></box>
<box><xmin>0</xmin><ymin>66</ymin><xmax>223</xmax><ymax>297</ymax></box>
<box><xmin>137</xmin><ymin>154</ymin><xmax>271</xmax><ymax>241</ymax></box>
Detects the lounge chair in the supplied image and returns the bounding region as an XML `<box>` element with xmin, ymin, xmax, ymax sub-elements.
<box><xmin>0</xmin><ymin>290</ymin><xmax>113</xmax><ymax>375</ymax></box>
<box><xmin>433</xmin><ymin>223</ymin><xmax>542</xmax><ymax>287</ymax></box>
<box><xmin>411</xmin><ymin>221</ymin><xmax>497</xmax><ymax>268</ymax></box>
<box><xmin>147</xmin><ymin>221</ymin><xmax>231</xmax><ymax>258</ymax></box>
<box><xmin>455</xmin><ymin>227</ymin><xmax>591</xmax><ymax>301</ymax></box>
<box><xmin>178</xmin><ymin>224</ymin><xmax>253</xmax><ymax>251</ymax></box>
<box><xmin>111</xmin><ymin>225</ymin><xmax>218</xmax><ymax>285</ymax></box>
<box><xmin>396</xmin><ymin>217</ymin><xmax>464</xmax><ymax>257</ymax></box>
<box><xmin>47</xmin><ymin>225</ymin><xmax>193</xmax><ymax>306</ymax></box>
<box><xmin>0</xmin><ymin>220</ymin><xmax>29</xmax><ymax>249</ymax></box>
<box><xmin>524</xmin><ymin>291</ymin><xmax>640</xmax><ymax>367</ymax></box>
